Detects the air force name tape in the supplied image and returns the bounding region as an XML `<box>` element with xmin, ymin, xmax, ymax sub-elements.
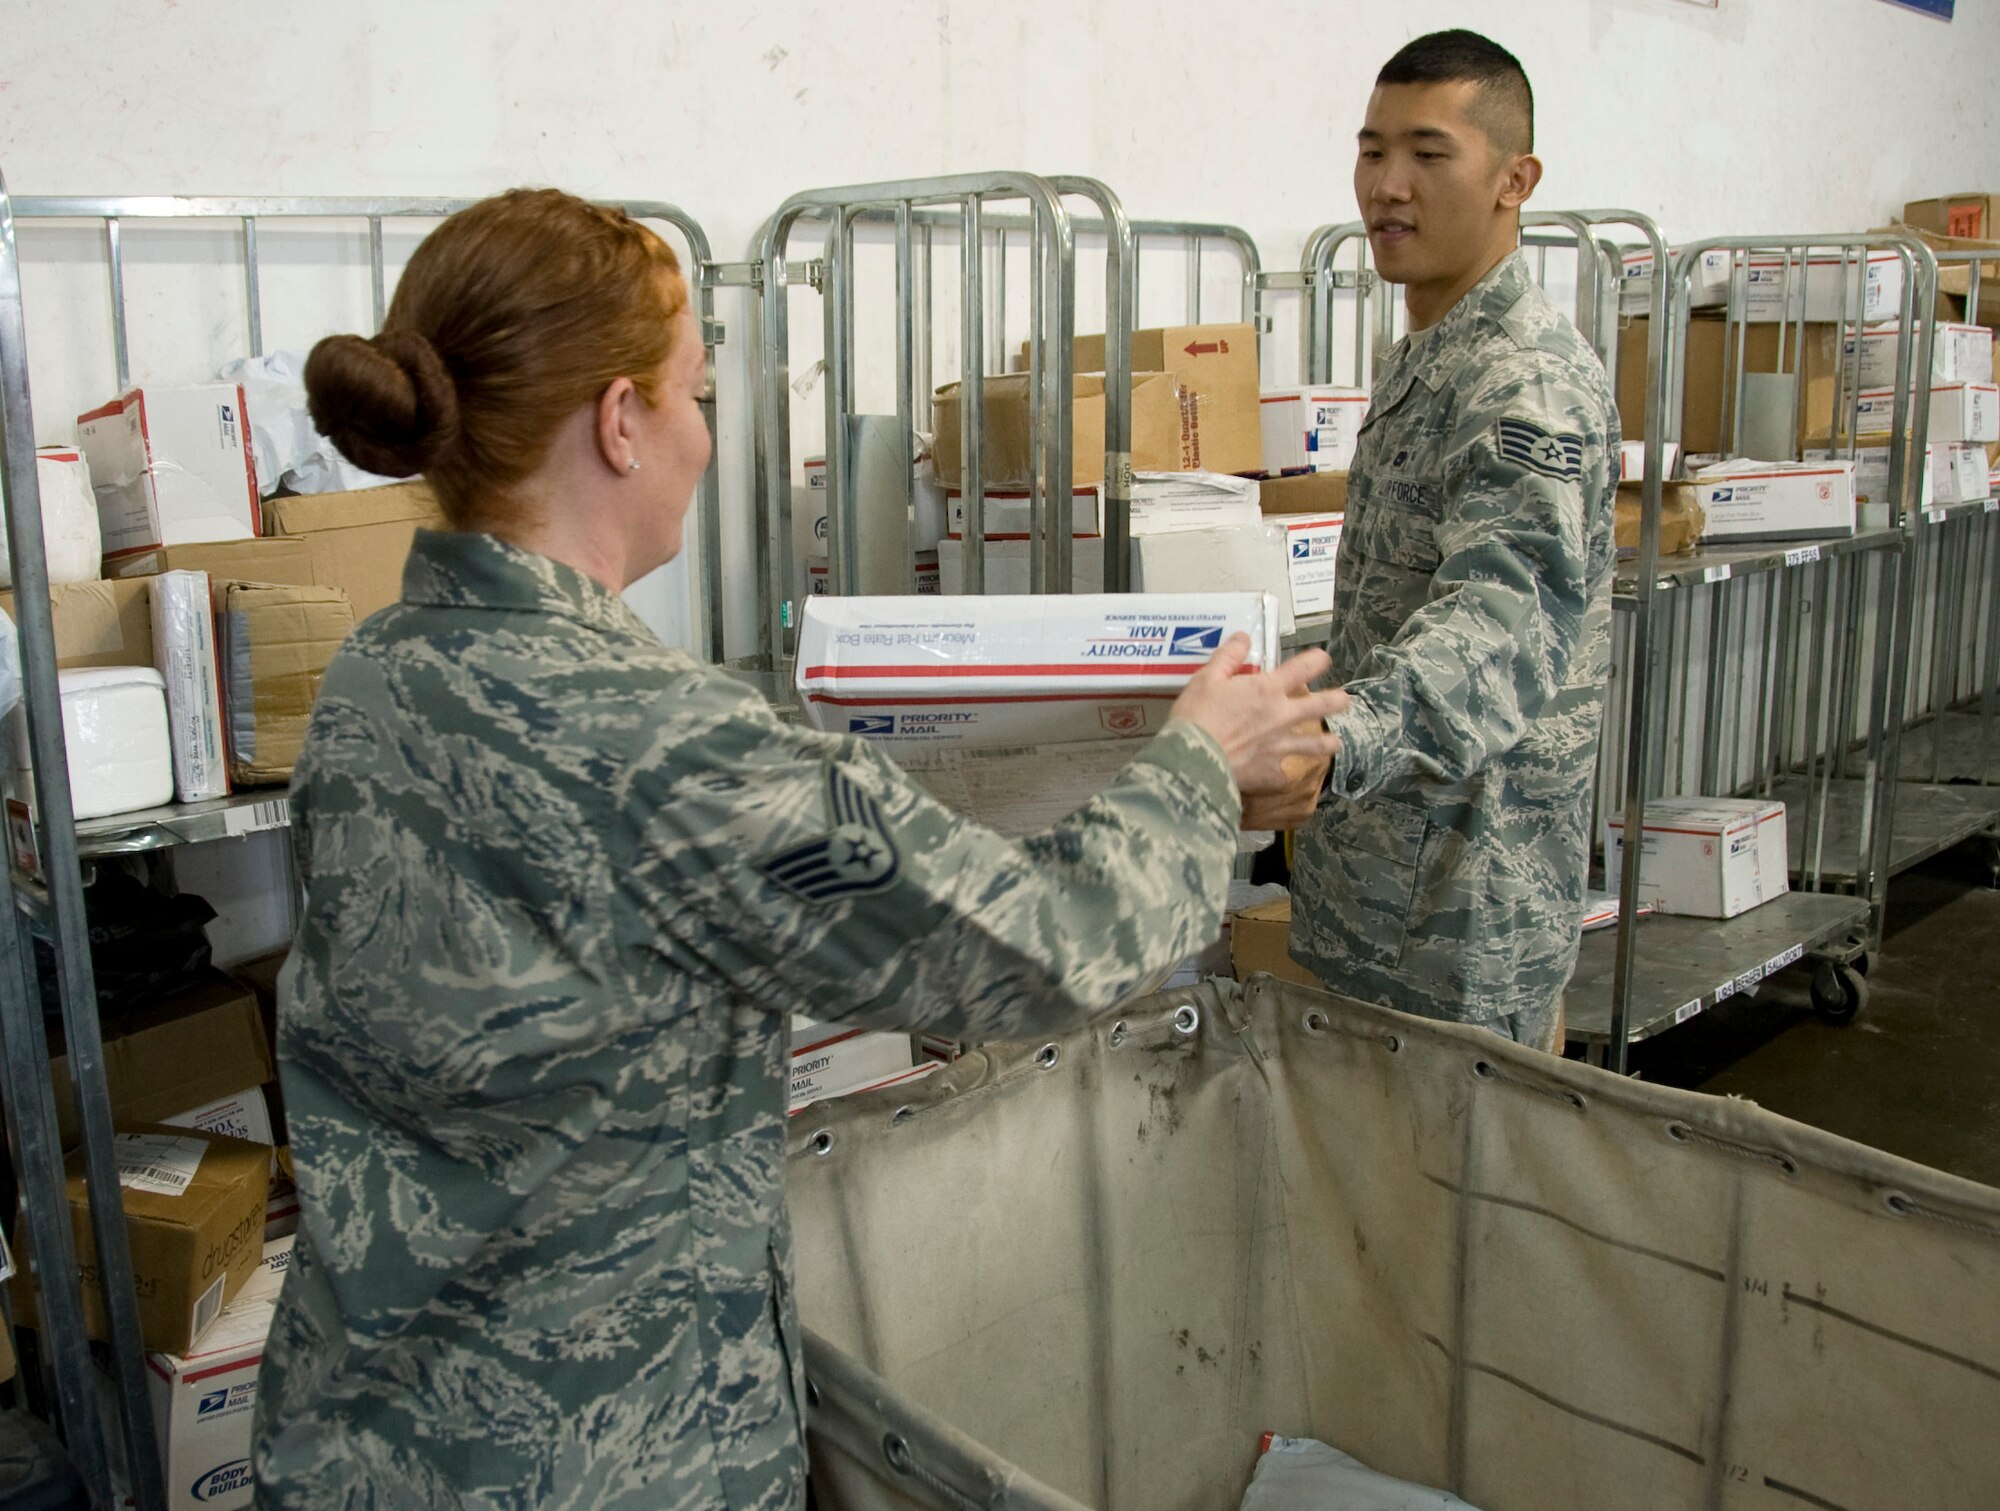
<box><xmin>758</xmin><ymin>765</ymin><xmax>901</xmax><ymax>904</ymax></box>
<box><xmin>1496</xmin><ymin>417</ymin><xmax>1584</xmax><ymax>483</ymax></box>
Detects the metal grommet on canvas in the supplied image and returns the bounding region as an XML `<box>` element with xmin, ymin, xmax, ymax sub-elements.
<box><xmin>1108</xmin><ymin>1020</ymin><xmax>1129</xmax><ymax>1048</ymax></box>
<box><xmin>1035</xmin><ymin>1043</ymin><xmax>1060</xmax><ymax>1070</ymax></box>
<box><xmin>882</xmin><ymin>1433</ymin><xmax>915</xmax><ymax>1475</ymax></box>
<box><xmin>1173</xmin><ymin>1004</ymin><xmax>1200</xmax><ymax>1036</ymax></box>
<box><xmin>809</xmin><ymin>1129</ymin><xmax>835</xmax><ymax>1157</ymax></box>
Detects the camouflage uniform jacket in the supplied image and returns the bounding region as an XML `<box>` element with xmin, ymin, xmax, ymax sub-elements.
<box><xmin>1289</xmin><ymin>251</ymin><xmax>1619</xmax><ymax>1024</ymax></box>
<box><xmin>253</xmin><ymin>529</ymin><xmax>1239</xmax><ymax>1509</ymax></box>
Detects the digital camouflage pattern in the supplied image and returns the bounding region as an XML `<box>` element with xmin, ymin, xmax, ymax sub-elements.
<box><xmin>253</xmin><ymin>529</ymin><xmax>1240</xmax><ymax>1509</ymax></box>
<box><xmin>1290</xmin><ymin>251</ymin><xmax>1619</xmax><ymax>1034</ymax></box>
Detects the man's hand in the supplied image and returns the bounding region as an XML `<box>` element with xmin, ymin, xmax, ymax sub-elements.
<box><xmin>1240</xmin><ymin>728</ymin><xmax>1337</xmax><ymax>832</ymax></box>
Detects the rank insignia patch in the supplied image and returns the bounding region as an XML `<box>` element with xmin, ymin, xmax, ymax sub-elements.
<box><xmin>1496</xmin><ymin>418</ymin><xmax>1584</xmax><ymax>482</ymax></box>
<box><xmin>758</xmin><ymin>766</ymin><xmax>901</xmax><ymax>904</ymax></box>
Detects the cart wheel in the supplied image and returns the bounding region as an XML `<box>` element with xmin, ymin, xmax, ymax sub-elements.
<box><xmin>1810</xmin><ymin>960</ymin><xmax>1869</xmax><ymax>1025</ymax></box>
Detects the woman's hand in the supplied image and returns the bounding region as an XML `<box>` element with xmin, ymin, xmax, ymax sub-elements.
<box><xmin>1170</xmin><ymin>634</ymin><xmax>1350</xmax><ymax>800</ymax></box>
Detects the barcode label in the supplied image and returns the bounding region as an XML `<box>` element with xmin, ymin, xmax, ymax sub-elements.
<box><xmin>1674</xmin><ymin>999</ymin><xmax>1703</xmax><ymax>1027</ymax></box>
<box><xmin>223</xmin><ymin>798</ymin><xmax>289</xmax><ymax>837</ymax></box>
<box><xmin>1703</xmin><ymin>564</ymin><xmax>1732</xmax><ymax>583</ymax></box>
<box><xmin>1985</xmin><ymin>499</ymin><xmax>1998</xmax><ymax>514</ymax></box>
<box><xmin>1784</xmin><ymin>546</ymin><xmax>1821</xmax><ymax>567</ymax></box>
<box><xmin>114</xmin><ymin>1133</ymin><xmax>206</xmax><ymax>1197</ymax></box>
<box><xmin>190</xmin><ymin>1273</ymin><xmax>225</xmax><ymax>1342</ymax></box>
<box><xmin>1927</xmin><ymin>507</ymin><xmax>1948</xmax><ymax>526</ymax></box>
<box><xmin>1765</xmin><ymin>944</ymin><xmax>1806</xmax><ymax>974</ymax></box>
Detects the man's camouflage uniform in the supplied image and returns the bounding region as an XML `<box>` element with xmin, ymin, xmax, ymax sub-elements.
<box><xmin>1289</xmin><ymin>250</ymin><xmax>1618</xmax><ymax>1050</ymax></box>
<box><xmin>253</xmin><ymin>529</ymin><xmax>1240</xmax><ymax>1508</ymax></box>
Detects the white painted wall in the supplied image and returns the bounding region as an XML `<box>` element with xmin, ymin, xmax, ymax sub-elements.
<box><xmin>6</xmin><ymin>0</ymin><xmax>2000</xmax><ymax>657</ymax></box>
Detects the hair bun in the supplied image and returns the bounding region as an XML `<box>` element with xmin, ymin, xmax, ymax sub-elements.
<box><xmin>304</xmin><ymin>328</ymin><xmax>461</xmax><ymax>478</ymax></box>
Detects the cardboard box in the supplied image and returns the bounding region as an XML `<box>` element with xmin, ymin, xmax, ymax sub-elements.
<box><xmin>0</xmin><ymin>576</ymin><xmax>154</xmax><ymax>670</ymax></box>
<box><xmin>1278</xmin><ymin>513</ymin><xmax>1344</xmax><ymax>617</ymax></box>
<box><xmin>1131</xmin><ymin>523</ymin><xmax>1295</xmax><ymax>634</ymax></box>
<box><xmin>1258</xmin><ymin>388</ymin><xmax>1370</xmax><ymax>474</ymax></box>
<box><xmin>1802</xmin><ymin>442</ymin><xmax>1992</xmax><ymax>510</ymax></box>
<box><xmin>1844</xmin><ymin>322</ymin><xmax>1994</xmax><ymax>391</ymax></box>
<box><xmin>1905</xmin><ymin>192</ymin><xmax>2000</xmax><ymax>242</ymax></box>
<box><xmin>14</xmin><ymin>1124</ymin><xmax>267</xmax><ymax>1355</ymax></box>
<box><xmin>105</xmin><ymin>535</ymin><xmax>317</xmax><ymax>588</ymax></box>
<box><xmin>1257</xmin><ymin>470</ymin><xmax>1349</xmax><ymax>517</ymax></box>
<box><xmin>1072</xmin><ymin>323</ymin><xmax>1263</xmax><ymax>475</ymax></box>
<box><xmin>217</xmin><ymin>582</ymin><xmax>354</xmax><ymax>786</ymax></box>
<box><xmin>1605</xmin><ymin>798</ymin><xmax>1789</xmax><ymax>919</ymax></box>
<box><xmin>1894</xmin><ymin>223</ymin><xmax>2000</xmax><ymax>325</ymax></box>
<box><xmin>945</xmin><ymin>487</ymin><xmax>1102</xmax><ymax>539</ymax></box>
<box><xmin>48</xmin><ymin>973</ymin><xmax>274</xmax><ymax>1150</ymax></box>
<box><xmin>935</xmin><ymin>536</ymin><xmax>1107</xmax><ymax>597</ymax></box>
<box><xmin>1125</xmin><ymin>472</ymin><xmax>1264</xmax><ymax>536</ymax></box>
<box><xmin>789</xmin><ymin>1018</ymin><xmax>916</xmax><ymax>1114</ymax></box>
<box><xmin>261</xmin><ymin>481</ymin><xmax>445</xmax><ymax>622</ymax></box>
<box><xmin>931</xmin><ymin>371</ymin><xmax>1182</xmax><ymax>492</ymax></box>
<box><xmin>795</xmin><ymin>591</ymin><xmax>1280</xmax><ymax>748</ymax></box>
<box><xmin>1855</xmin><ymin>383</ymin><xmax>2000</xmax><ymax>445</ymax></box>
<box><xmin>1618</xmin><ymin>316</ymin><xmax>1841</xmax><ymax>457</ymax></box>
<box><xmin>133</xmin><ymin>1235</ymin><xmax>293</xmax><ymax>1511</ymax></box>
<box><xmin>807</xmin><ymin>551</ymin><xmax>940</xmax><ymax>597</ymax></box>
<box><xmin>151</xmin><ymin>571</ymin><xmax>229</xmax><ymax>803</ymax></box>
<box><xmin>1690</xmin><ymin>461</ymin><xmax>1856</xmax><ymax>542</ymax></box>
<box><xmin>1614</xmin><ymin>482</ymin><xmax>1705</xmax><ymax>557</ymax></box>
<box><xmin>76</xmin><ymin>386</ymin><xmax>260</xmax><ymax>564</ymax></box>
<box><xmin>1228</xmin><ymin>897</ymin><xmax>1323</xmax><ymax>988</ymax></box>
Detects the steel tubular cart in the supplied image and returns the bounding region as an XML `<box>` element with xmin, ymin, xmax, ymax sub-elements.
<box><xmin>0</xmin><ymin>181</ymin><xmax>724</xmax><ymax>1510</ymax></box>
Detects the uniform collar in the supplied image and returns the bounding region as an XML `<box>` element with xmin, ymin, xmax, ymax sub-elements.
<box><xmin>401</xmin><ymin>528</ymin><xmax>648</xmax><ymax>637</ymax></box>
<box><xmin>1379</xmin><ymin>249</ymin><xmax>1532</xmax><ymax>399</ymax></box>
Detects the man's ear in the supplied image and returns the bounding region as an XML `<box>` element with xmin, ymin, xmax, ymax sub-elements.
<box><xmin>1498</xmin><ymin>152</ymin><xmax>1543</xmax><ymax>212</ymax></box>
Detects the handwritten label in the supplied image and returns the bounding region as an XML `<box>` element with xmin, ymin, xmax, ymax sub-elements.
<box><xmin>1703</xmin><ymin>564</ymin><xmax>1733</xmax><ymax>584</ymax></box>
<box><xmin>1784</xmin><ymin>546</ymin><xmax>1821</xmax><ymax>568</ymax></box>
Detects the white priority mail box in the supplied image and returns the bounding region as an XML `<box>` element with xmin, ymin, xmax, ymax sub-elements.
<box><xmin>76</xmin><ymin>386</ymin><xmax>260</xmax><ymax>563</ymax></box>
<box><xmin>1605</xmin><ymin>798</ymin><xmax>1789</xmax><ymax>919</ymax></box>
<box><xmin>808</xmin><ymin>551</ymin><xmax>940</xmax><ymax>597</ymax></box>
<box><xmin>150</xmin><ymin>570</ymin><xmax>229</xmax><ymax>802</ymax></box>
<box><xmin>1123</xmin><ymin>471</ymin><xmax>1264</xmax><ymax>536</ymax></box>
<box><xmin>1279</xmin><ymin>513</ymin><xmax>1344</xmax><ymax>618</ymax></box>
<box><xmin>789</xmin><ymin>1017</ymin><xmax>920</xmax><ymax>1113</ymax></box>
<box><xmin>1855</xmin><ymin>383</ymin><xmax>2000</xmax><ymax>446</ymax></box>
<box><xmin>1739</xmin><ymin>250</ymin><xmax>1903</xmax><ymax>325</ymax></box>
<box><xmin>1799</xmin><ymin>443</ymin><xmax>1989</xmax><ymax>512</ymax></box>
<box><xmin>1618</xmin><ymin>246</ymin><xmax>1731</xmax><ymax>315</ymax></box>
<box><xmin>1690</xmin><ymin>460</ymin><xmax>1856</xmax><ymax>542</ymax></box>
<box><xmin>796</xmin><ymin>591</ymin><xmax>1281</xmax><ymax>747</ymax></box>
<box><xmin>126</xmin><ymin>1236</ymin><xmax>294</xmax><ymax>1511</ymax></box>
<box><xmin>1845</xmin><ymin>322</ymin><xmax>1995</xmax><ymax>391</ymax></box>
<box><xmin>1259</xmin><ymin>388</ymin><xmax>1370</xmax><ymax>473</ymax></box>
<box><xmin>945</xmin><ymin>487</ymin><xmax>1102</xmax><ymax>539</ymax></box>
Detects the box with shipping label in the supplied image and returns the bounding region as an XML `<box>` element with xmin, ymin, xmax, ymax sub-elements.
<box><xmin>1257</xmin><ymin>470</ymin><xmax>1349</xmax><ymax>517</ymax></box>
<box><xmin>1690</xmin><ymin>461</ymin><xmax>1856</xmax><ymax>542</ymax></box>
<box><xmin>1124</xmin><ymin>471</ymin><xmax>1264</xmax><ymax>536</ymax></box>
<box><xmin>13</xmin><ymin>1124</ymin><xmax>268</xmax><ymax>1355</ymax></box>
<box><xmin>105</xmin><ymin>534</ymin><xmax>318</xmax><ymax>588</ymax></box>
<box><xmin>0</xmin><ymin>576</ymin><xmax>155</xmax><ymax>670</ymax></box>
<box><xmin>261</xmin><ymin>480</ymin><xmax>445</xmax><ymax>622</ymax></box>
<box><xmin>1258</xmin><ymin>388</ymin><xmax>1370</xmax><ymax>474</ymax></box>
<box><xmin>1617</xmin><ymin>317</ymin><xmax>1841</xmax><ymax>457</ymax></box>
<box><xmin>789</xmin><ymin>1017</ymin><xmax>918</xmax><ymax>1114</ymax></box>
<box><xmin>935</xmin><ymin>536</ymin><xmax>1106</xmax><ymax>597</ymax></box>
<box><xmin>1228</xmin><ymin>897</ymin><xmax>1323</xmax><ymax>988</ymax></box>
<box><xmin>1071</xmin><ymin>323</ymin><xmax>1263</xmax><ymax>475</ymax></box>
<box><xmin>1738</xmin><ymin>250</ymin><xmax>1904</xmax><ymax>325</ymax></box>
<box><xmin>932</xmin><ymin>371</ymin><xmax>1182</xmax><ymax>492</ymax></box>
<box><xmin>945</xmin><ymin>486</ymin><xmax>1102</xmax><ymax>539</ymax></box>
<box><xmin>1605</xmin><ymin>798</ymin><xmax>1789</xmax><ymax>919</ymax></box>
<box><xmin>1614</xmin><ymin>482</ymin><xmax>1706</xmax><ymax>558</ymax></box>
<box><xmin>1844</xmin><ymin>322</ymin><xmax>1995</xmax><ymax>391</ymax></box>
<box><xmin>150</xmin><ymin>570</ymin><xmax>229</xmax><ymax>802</ymax></box>
<box><xmin>1855</xmin><ymin>383</ymin><xmax>2000</xmax><ymax>445</ymax></box>
<box><xmin>1905</xmin><ymin>192</ymin><xmax>2000</xmax><ymax>242</ymax></box>
<box><xmin>807</xmin><ymin>551</ymin><xmax>941</xmax><ymax>597</ymax></box>
<box><xmin>4</xmin><ymin>666</ymin><xmax>174</xmax><ymax>824</ymax></box>
<box><xmin>1278</xmin><ymin>513</ymin><xmax>1344</xmax><ymax>617</ymax></box>
<box><xmin>1802</xmin><ymin>443</ymin><xmax>1929</xmax><ymax>513</ymax></box>
<box><xmin>76</xmin><ymin>386</ymin><xmax>260</xmax><ymax>564</ymax></box>
<box><xmin>796</xmin><ymin>591</ymin><xmax>1280</xmax><ymax>748</ymax></box>
<box><xmin>47</xmin><ymin>973</ymin><xmax>274</xmax><ymax>1150</ymax></box>
<box><xmin>218</xmin><ymin>581</ymin><xmax>355</xmax><ymax>786</ymax></box>
<box><xmin>132</xmin><ymin>1235</ymin><xmax>294</xmax><ymax>1511</ymax></box>
<box><xmin>1618</xmin><ymin>246</ymin><xmax>1732</xmax><ymax>316</ymax></box>
<box><xmin>1131</xmin><ymin>523</ymin><xmax>1296</xmax><ymax>634</ymax></box>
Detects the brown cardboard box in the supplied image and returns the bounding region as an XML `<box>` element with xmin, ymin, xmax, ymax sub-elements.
<box><xmin>1257</xmin><ymin>471</ymin><xmax>1349</xmax><ymax>516</ymax></box>
<box><xmin>0</xmin><ymin>576</ymin><xmax>154</xmax><ymax>669</ymax></box>
<box><xmin>102</xmin><ymin>534</ymin><xmax>318</xmax><ymax>587</ymax></box>
<box><xmin>1617</xmin><ymin>316</ymin><xmax>1840</xmax><ymax>458</ymax></box>
<box><xmin>1892</xmin><ymin>224</ymin><xmax>2000</xmax><ymax>326</ymax></box>
<box><xmin>1904</xmin><ymin>193</ymin><xmax>2000</xmax><ymax>243</ymax></box>
<box><xmin>932</xmin><ymin>371</ymin><xmax>1181</xmax><ymax>491</ymax></box>
<box><xmin>1229</xmin><ymin>897</ymin><xmax>1322</xmax><ymax>988</ymax></box>
<box><xmin>1615</xmin><ymin>482</ymin><xmax>1705</xmax><ymax>557</ymax></box>
<box><xmin>263</xmin><ymin>480</ymin><xmax>445</xmax><ymax>621</ymax></box>
<box><xmin>218</xmin><ymin>581</ymin><xmax>355</xmax><ymax>785</ymax></box>
<box><xmin>1069</xmin><ymin>323</ymin><xmax>1263</xmax><ymax>475</ymax></box>
<box><xmin>13</xmin><ymin>1123</ymin><xmax>267</xmax><ymax>1354</ymax></box>
<box><xmin>47</xmin><ymin>973</ymin><xmax>273</xmax><ymax>1150</ymax></box>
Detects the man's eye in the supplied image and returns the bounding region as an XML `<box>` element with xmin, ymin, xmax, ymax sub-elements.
<box><xmin>1416</xmin><ymin>151</ymin><xmax>1446</xmax><ymax>162</ymax></box>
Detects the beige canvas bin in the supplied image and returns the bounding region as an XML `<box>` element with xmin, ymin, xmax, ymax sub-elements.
<box><xmin>789</xmin><ymin>976</ymin><xmax>2000</xmax><ymax>1511</ymax></box>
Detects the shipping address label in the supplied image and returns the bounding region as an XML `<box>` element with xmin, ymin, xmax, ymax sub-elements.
<box><xmin>114</xmin><ymin>1133</ymin><xmax>207</xmax><ymax>1197</ymax></box>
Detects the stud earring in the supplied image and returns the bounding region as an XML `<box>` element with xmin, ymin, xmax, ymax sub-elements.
<box><xmin>628</xmin><ymin>459</ymin><xmax>642</xmax><ymax>471</ymax></box>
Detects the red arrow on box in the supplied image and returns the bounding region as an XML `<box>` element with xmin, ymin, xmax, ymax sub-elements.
<box><xmin>1183</xmin><ymin>339</ymin><xmax>1227</xmax><ymax>357</ymax></box>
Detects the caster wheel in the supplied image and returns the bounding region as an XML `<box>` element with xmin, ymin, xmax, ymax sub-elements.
<box><xmin>1810</xmin><ymin>960</ymin><xmax>1869</xmax><ymax>1025</ymax></box>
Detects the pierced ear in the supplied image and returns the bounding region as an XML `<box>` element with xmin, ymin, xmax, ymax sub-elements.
<box><xmin>596</xmin><ymin>377</ymin><xmax>637</xmax><ymax>475</ymax></box>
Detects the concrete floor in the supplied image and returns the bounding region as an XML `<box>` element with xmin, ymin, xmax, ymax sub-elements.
<box><xmin>1630</xmin><ymin>840</ymin><xmax>2000</xmax><ymax>1190</ymax></box>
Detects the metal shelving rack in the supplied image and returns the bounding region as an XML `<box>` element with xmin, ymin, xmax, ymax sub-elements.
<box><xmin>0</xmin><ymin>181</ymin><xmax>726</xmax><ymax>1509</ymax></box>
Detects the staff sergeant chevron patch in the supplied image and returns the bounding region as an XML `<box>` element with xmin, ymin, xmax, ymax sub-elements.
<box><xmin>757</xmin><ymin>765</ymin><xmax>902</xmax><ymax>904</ymax></box>
<box><xmin>1496</xmin><ymin>417</ymin><xmax>1585</xmax><ymax>482</ymax></box>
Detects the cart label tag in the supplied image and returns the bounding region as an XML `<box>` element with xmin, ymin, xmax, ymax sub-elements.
<box><xmin>224</xmin><ymin>798</ymin><xmax>290</xmax><ymax>837</ymax></box>
<box><xmin>1927</xmin><ymin>507</ymin><xmax>1948</xmax><ymax>526</ymax></box>
<box><xmin>1765</xmin><ymin>944</ymin><xmax>1805</xmax><ymax>974</ymax></box>
<box><xmin>1784</xmin><ymin>546</ymin><xmax>1821</xmax><ymax>567</ymax></box>
<box><xmin>1734</xmin><ymin>964</ymin><xmax>1767</xmax><ymax>995</ymax></box>
<box><xmin>1715</xmin><ymin>978</ymin><xmax>1738</xmax><ymax>1004</ymax></box>
<box><xmin>1673</xmin><ymin>999</ymin><xmax>1703</xmax><ymax>1027</ymax></box>
<box><xmin>1703</xmin><ymin>564</ymin><xmax>1732</xmax><ymax>583</ymax></box>
<box><xmin>1984</xmin><ymin>499</ymin><xmax>1997</xmax><ymax>514</ymax></box>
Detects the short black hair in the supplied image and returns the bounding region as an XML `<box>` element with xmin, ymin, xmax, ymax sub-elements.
<box><xmin>1377</xmin><ymin>29</ymin><xmax>1535</xmax><ymax>156</ymax></box>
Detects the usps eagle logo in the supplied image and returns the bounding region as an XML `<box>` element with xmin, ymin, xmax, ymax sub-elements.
<box><xmin>1496</xmin><ymin>418</ymin><xmax>1584</xmax><ymax>483</ymax></box>
<box><xmin>758</xmin><ymin>767</ymin><xmax>901</xmax><ymax>904</ymax></box>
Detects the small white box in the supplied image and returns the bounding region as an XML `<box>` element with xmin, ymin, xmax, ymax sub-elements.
<box><xmin>1691</xmin><ymin>461</ymin><xmax>1856</xmax><ymax>542</ymax></box>
<box><xmin>76</xmin><ymin>386</ymin><xmax>260</xmax><ymax>564</ymax></box>
<box><xmin>1855</xmin><ymin>383</ymin><xmax>2000</xmax><ymax>445</ymax></box>
<box><xmin>1605</xmin><ymin>798</ymin><xmax>1789</xmax><ymax>919</ymax></box>
<box><xmin>161</xmin><ymin>1087</ymin><xmax>274</xmax><ymax>1149</ymax></box>
<box><xmin>796</xmin><ymin>591</ymin><xmax>1280</xmax><ymax>747</ymax></box>
<box><xmin>945</xmin><ymin>486</ymin><xmax>1102</xmax><ymax>539</ymax></box>
<box><xmin>6</xmin><ymin>666</ymin><xmax>175</xmax><ymax>822</ymax></box>
<box><xmin>1938</xmin><ymin>444</ymin><xmax>1991</xmax><ymax>504</ymax></box>
<box><xmin>1123</xmin><ymin>471</ymin><xmax>1264</xmax><ymax>536</ymax></box>
<box><xmin>789</xmin><ymin>1017</ymin><xmax>916</xmax><ymax>1113</ymax></box>
<box><xmin>1619</xmin><ymin>439</ymin><xmax>1681</xmax><ymax>483</ymax></box>
<box><xmin>1802</xmin><ymin>444</ymin><xmax>1927</xmax><ymax>509</ymax></box>
<box><xmin>808</xmin><ymin>550</ymin><xmax>940</xmax><ymax>597</ymax></box>
<box><xmin>1278</xmin><ymin>514</ymin><xmax>1344</xmax><ymax>618</ymax></box>
<box><xmin>1739</xmin><ymin>250</ymin><xmax>1904</xmax><ymax>324</ymax></box>
<box><xmin>1258</xmin><ymin>388</ymin><xmax>1369</xmax><ymax>474</ymax></box>
<box><xmin>1130</xmin><ymin>523</ymin><xmax>1295</xmax><ymax>635</ymax></box>
<box><xmin>1619</xmin><ymin>247</ymin><xmax>1731</xmax><ymax>316</ymax></box>
<box><xmin>1844</xmin><ymin>322</ymin><xmax>1995</xmax><ymax>391</ymax></box>
<box><xmin>150</xmin><ymin>570</ymin><xmax>229</xmax><ymax>802</ymax></box>
<box><xmin>935</xmin><ymin>536</ymin><xmax>1108</xmax><ymax>596</ymax></box>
